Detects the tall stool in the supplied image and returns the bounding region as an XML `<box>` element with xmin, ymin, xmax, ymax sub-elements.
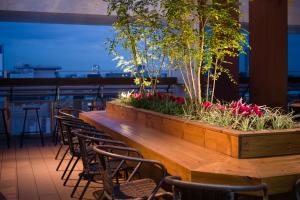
<box><xmin>52</xmin><ymin>104</ymin><xmax>61</xmax><ymax>145</ymax></box>
<box><xmin>0</xmin><ymin>108</ymin><xmax>10</xmax><ymax>148</ymax></box>
<box><xmin>20</xmin><ymin>107</ymin><xmax>44</xmax><ymax>148</ymax></box>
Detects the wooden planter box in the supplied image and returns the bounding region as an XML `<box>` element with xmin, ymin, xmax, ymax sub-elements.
<box><xmin>106</xmin><ymin>101</ymin><xmax>300</xmax><ymax>159</ymax></box>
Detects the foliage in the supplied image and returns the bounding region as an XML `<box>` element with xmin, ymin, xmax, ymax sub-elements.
<box><xmin>107</xmin><ymin>0</ymin><xmax>295</xmax><ymax>132</ymax></box>
<box><xmin>105</xmin><ymin>0</ymin><xmax>168</xmax><ymax>92</ymax></box>
<box><xmin>106</xmin><ymin>0</ymin><xmax>248</xmax><ymax>103</ymax></box>
<box><xmin>119</xmin><ymin>94</ymin><xmax>296</xmax><ymax>131</ymax></box>
<box><xmin>119</xmin><ymin>91</ymin><xmax>185</xmax><ymax>115</ymax></box>
<box><xmin>161</xmin><ymin>0</ymin><xmax>248</xmax><ymax>103</ymax></box>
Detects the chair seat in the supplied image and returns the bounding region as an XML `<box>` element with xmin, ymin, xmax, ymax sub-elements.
<box><xmin>23</xmin><ymin>107</ymin><xmax>40</xmax><ymax>110</ymax></box>
<box><xmin>94</xmin><ymin>178</ymin><xmax>168</xmax><ymax>199</ymax></box>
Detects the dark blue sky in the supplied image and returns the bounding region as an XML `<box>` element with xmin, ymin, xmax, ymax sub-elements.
<box><xmin>0</xmin><ymin>22</ymin><xmax>299</xmax><ymax>74</ymax></box>
<box><xmin>0</xmin><ymin>22</ymin><xmax>120</xmax><ymax>71</ymax></box>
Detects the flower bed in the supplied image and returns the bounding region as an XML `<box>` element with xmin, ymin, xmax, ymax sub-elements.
<box><xmin>120</xmin><ymin>92</ymin><xmax>295</xmax><ymax>131</ymax></box>
<box><xmin>107</xmin><ymin>100</ymin><xmax>300</xmax><ymax>159</ymax></box>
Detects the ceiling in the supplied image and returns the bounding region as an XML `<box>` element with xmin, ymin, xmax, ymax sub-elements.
<box><xmin>240</xmin><ymin>0</ymin><xmax>300</xmax><ymax>26</ymax></box>
<box><xmin>0</xmin><ymin>0</ymin><xmax>299</xmax><ymax>27</ymax></box>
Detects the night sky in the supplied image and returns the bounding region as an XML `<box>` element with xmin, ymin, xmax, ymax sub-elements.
<box><xmin>0</xmin><ymin>22</ymin><xmax>119</xmax><ymax>72</ymax></box>
<box><xmin>0</xmin><ymin>22</ymin><xmax>299</xmax><ymax>75</ymax></box>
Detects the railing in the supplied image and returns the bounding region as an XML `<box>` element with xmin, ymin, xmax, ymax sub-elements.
<box><xmin>0</xmin><ymin>77</ymin><xmax>178</xmax><ymax>135</ymax></box>
<box><xmin>2</xmin><ymin>76</ymin><xmax>300</xmax><ymax>135</ymax></box>
<box><xmin>239</xmin><ymin>76</ymin><xmax>300</xmax><ymax>103</ymax></box>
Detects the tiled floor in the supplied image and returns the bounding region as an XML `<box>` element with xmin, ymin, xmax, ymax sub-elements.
<box><xmin>0</xmin><ymin>137</ymin><xmax>297</xmax><ymax>200</ymax></box>
<box><xmin>0</xmin><ymin>137</ymin><xmax>100</xmax><ymax>200</ymax></box>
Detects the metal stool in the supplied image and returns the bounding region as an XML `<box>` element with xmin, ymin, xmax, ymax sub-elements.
<box><xmin>20</xmin><ymin>107</ymin><xmax>44</xmax><ymax>148</ymax></box>
<box><xmin>52</xmin><ymin>104</ymin><xmax>61</xmax><ymax>145</ymax></box>
<box><xmin>0</xmin><ymin>108</ymin><xmax>10</xmax><ymax>148</ymax></box>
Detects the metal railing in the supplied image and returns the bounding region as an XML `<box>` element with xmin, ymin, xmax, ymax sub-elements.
<box><xmin>0</xmin><ymin>77</ymin><xmax>177</xmax><ymax>135</ymax></box>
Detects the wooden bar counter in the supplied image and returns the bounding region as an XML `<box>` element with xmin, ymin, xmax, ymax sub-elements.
<box><xmin>80</xmin><ymin>111</ymin><xmax>300</xmax><ymax>195</ymax></box>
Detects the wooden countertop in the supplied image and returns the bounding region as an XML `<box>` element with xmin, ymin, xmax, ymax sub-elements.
<box><xmin>80</xmin><ymin>111</ymin><xmax>300</xmax><ymax>195</ymax></box>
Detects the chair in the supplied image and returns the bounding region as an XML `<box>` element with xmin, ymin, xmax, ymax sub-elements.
<box><xmin>164</xmin><ymin>176</ymin><xmax>268</xmax><ymax>200</ymax></box>
<box><xmin>93</xmin><ymin>145</ymin><xmax>170</xmax><ymax>200</ymax></box>
<box><xmin>295</xmin><ymin>178</ymin><xmax>300</xmax><ymax>200</ymax></box>
<box><xmin>52</xmin><ymin>104</ymin><xmax>64</xmax><ymax>145</ymax></box>
<box><xmin>54</xmin><ymin>115</ymin><xmax>93</xmax><ymax>159</ymax></box>
<box><xmin>20</xmin><ymin>106</ymin><xmax>44</xmax><ymax>148</ymax></box>
<box><xmin>0</xmin><ymin>108</ymin><xmax>10</xmax><ymax>148</ymax></box>
<box><xmin>59</xmin><ymin>120</ymin><xmax>112</xmax><ymax>186</ymax></box>
<box><xmin>54</xmin><ymin>109</ymin><xmax>102</xmax><ymax>161</ymax></box>
<box><xmin>71</xmin><ymin>131</ymin><xmax>128</xmax><ymax>199</ymax></box>
<box><xmin>0</xmin><ymin>192</ymin><xmax>6</xmax><ymax>200</ymax></box>
<box><xmin>59</xmin><ymin>107</ymin><xmax>83</xmax><ymax>118</ymax></box>
<box><xmin>55</xmin><ymin>115</ymin><xmax>109</xmax><ymax>169</ymax></box>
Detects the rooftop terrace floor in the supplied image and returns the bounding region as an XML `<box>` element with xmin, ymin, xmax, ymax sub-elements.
<box><xmin>0</xmin><ymin>138</ymin><xmax>99</xmax><ymax>200</ymax></box>
<box><xmin>0</xmin><ymin>137</ymin><xmax>297</xmax><ymax>200</ymax></box>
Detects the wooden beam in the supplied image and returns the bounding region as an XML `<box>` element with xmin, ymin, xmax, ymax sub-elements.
<box><xmin>249</xmin><ymin>0</ymin><xmax>288</xmax><ymax>107</ymax></box>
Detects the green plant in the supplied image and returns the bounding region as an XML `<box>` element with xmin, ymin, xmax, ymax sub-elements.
<box><xmin>162</xmin><ymin>0</ymin><xmax>248</xmax><ymax>103</ymax></box>
<box><xmin>119</xmin><ymin>94</ymin><xmax>296</xmax><ymax>131</ymax></box>
<box><xmin>105</xmin><ymin>0</ymin><xmax>168</xmax><ymax>93</ymax></box>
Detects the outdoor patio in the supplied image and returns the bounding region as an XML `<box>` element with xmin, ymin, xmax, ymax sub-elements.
<box><xmin>1</xmin><ymin>0</ymin><xmax>300</xmax><ymax>200</ymax></box>
<box><xmin>0</xmin><ymin>138</ymin><xmax>98</xmax><ymax>200</ymax></box>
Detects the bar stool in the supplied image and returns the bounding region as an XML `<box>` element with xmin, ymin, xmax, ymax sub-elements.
<box><xmin>20</xmin><ymin>106</ymin><xmax>44</xmax><ymax>148</ymax></box>
<box><xmin>0</xmin><ymin>108</ymin><xmax>10</xmax><ymax>148</ymax></box>
<box><xmin>52</xmin><ymin>104</ymin><xmax>62</xmax><ymax>145</ymax></box>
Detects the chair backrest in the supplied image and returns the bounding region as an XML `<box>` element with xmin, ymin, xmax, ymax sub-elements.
<box><xmin>73</xmin><ymin>130</ymin><xmax>126</xmax><ymax>171</ymax></box>
<box><xmin>93</xmin><ymin>145</ymin><xmax>167</xmax><ymax>200</ymax></box>
<box><xmin>164</xmin><ymin>176</ymin><xmax>268</xmax><ymax>200</ymax></box>
<box><xmin>60</xmin><ymin>119</ymin><xmax>94</xmax><ymax>155</ymax></box>
<box><xmin>59</xmin><ymin>108</ymin><xmax>82</xmax><ymax>118</ymax></box>
<box><xmin>55</xmin><ymin>115</ymin><xmax>85</xmax><ymax>145</ymax></box>
<box><xmin>295</xmin><ymin>178</ymin><xmax>300</xmax><ymax>200</ymax></box>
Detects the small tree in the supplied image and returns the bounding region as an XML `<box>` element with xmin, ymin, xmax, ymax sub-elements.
<box><xmin>162</xmin><ymin>0</ymin><xmax>248</xmax><ymax>103</ymax></box>
<box><xmin>105</xmin><ymin>0</ymin><xmax>168</xmax><ymax>93</ymax></box>
<box><xmin>105</xmin><ymin>0</ymin><xmax>247</xmax><ymax>102</ymax></box>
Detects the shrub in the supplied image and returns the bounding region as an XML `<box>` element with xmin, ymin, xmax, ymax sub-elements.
<box><xmin>119</xmin><ymin>93</ymin><xmax>295</xmax><ymax>131</ymax></box>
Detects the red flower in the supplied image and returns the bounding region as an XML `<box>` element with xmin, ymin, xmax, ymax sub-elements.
<box><xmin>230</xmin><ymin>99</ymin><xmax>264</xmax><ymax>117</ymax></box>
<box><xmin>146</xmin><ymin>93</ymin><xmax>154</xmax><ymax>99</ymax></box>
<box><xmin>155</xmin><ymin>92</ymin><xmax>165</xmax><ymax>100</ymax></box>
<box><xmin>216</xmin><ymin>104</ymin><xmax>225</xmax><ymax>112</ymax></box>
<box><xmin>131</xmin><ymin>93</ymin><xmax>143</xmax><ymax>100</ymax></box>
<box><xmin>251</xmin><ymin>104</ymin><xmax>263</xmax><ymax>117</ymax></box>
<box><xmin>202</xmin><ymin>101</ymin><xmax>213</xmax><ymax>109</ymax></box>
<box><xmin>169</xmin><ymin>95</ymin><xmax>176</xmax><ymax>102</ymax></box>
<box><xmin>175</xmin><ymin>97</ymin><xmax>185</xmax><ymax>105</ymax></box>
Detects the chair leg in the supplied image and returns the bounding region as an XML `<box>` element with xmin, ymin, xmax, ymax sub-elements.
<box><xmin>2</xmin><ymin>110</ymin><xmax>10</xmax><ymax>148</ymax></box>
<box><xmin>56</xmin><ymin>147</ymin><xmax>69</xmax><ymax>171</ymax></box>
<box><xmin>20</xmin><ymin>110</ymin><xmax>28</xmax><ymax>148</ymax></box>
<box><xmin>79</xmin><ymin>174</ymin><xmax>93</xmax><ymax>200</ymax></box>
<box><xmin>55</xmin><ymin>144</ymin><xmax>63</xmax><ymax>160</ymax></box>
<box><xmin>61</xmin><ymin>155</ymin><xmax>74</xmax><ymax>180</ymax></box>
<box><xmin>52</xmin><ymin>119</ymin><xmax>57</xmax><ymax>144</ymax></box>
<box><xmin>71</xmin><ymin>172</ymin><xmax>84</xmax><ymax>197</ymax></box>
<box><xmin>36</xmin><ymin>110</ymin><xmax>44</xmax><ymax>146</ymax></box>
<box><xmin>63</xmin><ymin>156</ymin><xmax>80</xmax><ymax>186</ymax></box>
